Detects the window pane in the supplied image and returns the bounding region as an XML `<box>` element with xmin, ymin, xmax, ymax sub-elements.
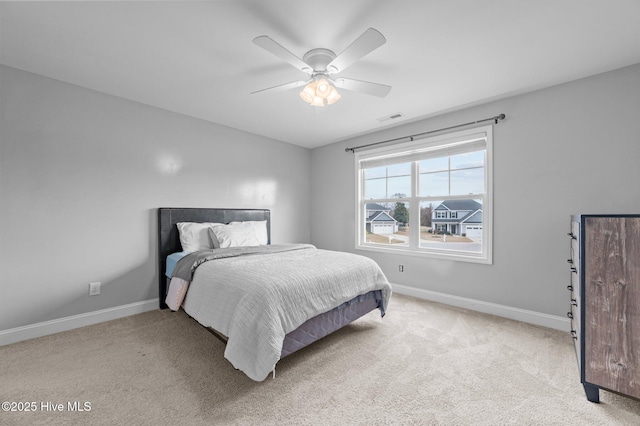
<box><xmin>365</xmin><ymin>202</ymin><xmax>409</xmax><ymax>247</ymax></box>
<box><xmin>387</xmin><ymin>162</ymin><xmax>411</xmax><ymax>177</ymax></box>
<box><xmin>364</xmin><ymin>162</ymin><xmax>411</xmax><ymax>199</ymax></box>
<box><xmin>419</xmin><ymin>171</ymin><xmax>449</xmax><ymax>196</ymax></box>
<box><xmin>450</xmin><ymin>167</ymin><xmax>484</xmax><ymax>195</ymax></box>
<box><xmin>387</xmin><ymin>176</ymin><xmax>410</xmax><ymax>198</ymax></box>
<box><xmin>450</xmin><ymin>150</ymin><xmax>484</xmax><ymax>170</ymax></box>
<box><xmin>364</xmin><ymin>178</ymin><xmax>385</xmax><ymax>199</ymax></box>
<box><xmin>419</xmin><ymin>199</ymin><xmax>483</xmax><ymax>253</ymax></box>
<box><xmin>419</xmin><ymin>157</ymin><xmax>449</xmax><ymax>173</ymax></box>
<box><xmin>364</xmin><ymin>166</ymin><xmax>386</xmax><ymax>179</ymax></box>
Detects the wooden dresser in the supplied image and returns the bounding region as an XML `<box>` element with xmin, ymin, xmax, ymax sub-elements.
<box><xmin>568</xmin><ymin>215</ymin><xmax>640</xmax><ymax>403</ymax></box>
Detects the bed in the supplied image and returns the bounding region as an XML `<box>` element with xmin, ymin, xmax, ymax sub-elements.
<box><xmin>158</xmin><ymin>208</ymin><xmax>392</xmax><ymax>381</ymax></box>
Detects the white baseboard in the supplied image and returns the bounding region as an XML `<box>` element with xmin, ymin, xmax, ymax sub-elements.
<box><xmin>0</xmin><ymin>299</ymin><xmax>159</xmax><ymax>346</ymax></box>
<box><xmin>392</xmin><ymin>284</ymin><xmax>570</xmax><ymax>331</ymax></box>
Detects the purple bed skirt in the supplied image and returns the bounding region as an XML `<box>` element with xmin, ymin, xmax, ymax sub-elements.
<box><xmin>280</xmin><ymin>290</ymin><xmax>384</xmax><ymax>358</ymax></box>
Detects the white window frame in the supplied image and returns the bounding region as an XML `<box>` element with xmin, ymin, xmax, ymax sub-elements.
<box><xmin>355</xmin><ymin>125</ymin><xmax>493</xmax><ymax>264</ymax></box>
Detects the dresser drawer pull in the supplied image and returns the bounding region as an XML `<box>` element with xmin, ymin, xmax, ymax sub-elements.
<box><xmin>571</xmin><ymin>299</ymin><xmax>578</xmax><ymax>306</ymax></box>
<box><xmin>570</xmin><ymin>330</ymin><xmax>577</xmax><ymax>339</ymax></box>
<box><xmin>567</xmin><ymin>285</ymin><xmax>573</xmax><ymax>291</ymax></box>
<box><xmin>567</xmin><ymin>311</ymin><xmax>573</xmax><ymax>319</ymax></box>
<box><xmin>570</xmin><ymin>267</ymin><xmax>577</xmax><ymax>273</ymax></box>
<box><xmin>568</xmin><ymin>232</ymin><xmax>577</xmax><ymax>240</ymax></box>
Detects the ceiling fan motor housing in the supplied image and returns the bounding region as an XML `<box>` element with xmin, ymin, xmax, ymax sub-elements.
<box><xmin>302</xmin><ymin>48</ymin><xmax>337</xmax><ymax>73</ymax></box>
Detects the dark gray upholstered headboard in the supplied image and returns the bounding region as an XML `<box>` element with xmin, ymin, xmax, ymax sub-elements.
<box><xmin>157</xmin><ymin>208</ymin><xmax>271</xmax><ymax>309</ymax></box>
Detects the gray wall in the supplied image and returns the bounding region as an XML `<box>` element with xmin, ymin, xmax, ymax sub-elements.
<box><xmin>310</xmin><ymin>63</ymin><xmax>640</xmax><ymax>317</ymax></box>
<box><xmin>0</xmin><ymin>66</ymin><xmax>311</xmax><ymax>330</ymax></box>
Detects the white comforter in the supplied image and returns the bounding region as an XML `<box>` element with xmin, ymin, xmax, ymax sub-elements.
<box><xmin>178</xmin><ymin>245</ymin><xmax>391</xmax><ymax>381</ymax></box>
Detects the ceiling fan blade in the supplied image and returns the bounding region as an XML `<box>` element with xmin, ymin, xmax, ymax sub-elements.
<box><xmin>250</xmin><ymin>80</ymin><xmax>309</xmax><ymax>95</ymax></box>
<box><xmin>327</xmin><ymin>28</ymin><xmax>386</xmax><ymax>74</ymax></box>
<box><xmin>253</xmin><ymin>36</ymin><xmax>312</xmax><ymax>73</ymax></box>
<box><xmin>334</xmin><ymin>78</ymin><xmax>391</xmax><ymax>97</ymax></box>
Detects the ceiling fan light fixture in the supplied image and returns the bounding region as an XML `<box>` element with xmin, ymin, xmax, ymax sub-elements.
<box><xmin>315</xmin><ymin>78</ymin><xmax>332</xmax><ymax>97</ymax></box>
<box><xmin>299</xmin><ymin>82</ymin><xmax>316</xmax><ymax>103</ymax></box>
<box><xmin>326</xmin><ymin>86</ymin><xmax>341</xmax><ymax>105</ymax></box>
<box><xmin>309</xmin><ymin>96</ymin><xmax>326</xmax><ymax>107</ymax></box>
<box><xmin>300</xmin><ymin>76</ymin><xmax>340</xmax><ymax>106</ymax></box>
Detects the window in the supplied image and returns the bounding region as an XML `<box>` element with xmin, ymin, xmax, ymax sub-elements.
<box><xmin>356</xmin><ymin>126</ymin><xmax>493</xmax><ymax>264</ymax></box>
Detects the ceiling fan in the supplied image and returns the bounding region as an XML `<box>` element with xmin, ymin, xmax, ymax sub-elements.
<box><xmin>251</xmin><ymin>28</ymin><xmax>391</xmax><ymax>106</ymax></box>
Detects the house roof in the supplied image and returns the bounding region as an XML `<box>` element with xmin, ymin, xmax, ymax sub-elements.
<box><xmin>434</xmin><ymin>200</ymin><xmax>482</xmax><ymax>211</ymax></box>
<box><xmin>461</xmin><ymin>210</ymin><xmax>483</xmax><ymax>224</ymax></box>
<box><xmin>367</xmin><ymin>211</ymin><xmax>397</xmax><ymax>223</ymax></box>
<box><xmin>365</xmin><ymin>203</ymin><xmax>389</xmax><ymax>211</ymax></box>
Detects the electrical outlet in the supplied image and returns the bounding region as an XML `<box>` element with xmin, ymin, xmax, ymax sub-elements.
<box><xmin>399</xmin><ymin>264</ymin><xmax>404</xmax><ymax>272</ymax></box>
<box><xmin>89</xmin><ymin>282</ymin><xmax>101</xmax><ymax>296</ymax></box>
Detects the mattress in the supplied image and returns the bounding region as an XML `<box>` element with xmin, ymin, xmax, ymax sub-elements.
<box><xmin>165</xmin><ymin>252</ymin><xmax>188</xmax><ymax>277</ymax></box>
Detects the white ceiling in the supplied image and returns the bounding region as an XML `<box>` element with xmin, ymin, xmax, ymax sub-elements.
<box><xmin>2</xmin><ymin>1</ymin><xmax>640</xmax><ymax>149</ymax></box>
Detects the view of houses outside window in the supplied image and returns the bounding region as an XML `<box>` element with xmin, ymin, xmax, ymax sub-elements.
<box><xmin>364</xmin><ymin>198</ymin><xmax>483</xmax><ymax>253</ymax></box>
<box><xmin>356</xmin><ymin>126</ymin><xmax>492</xmax><ymax>263</ymax></box>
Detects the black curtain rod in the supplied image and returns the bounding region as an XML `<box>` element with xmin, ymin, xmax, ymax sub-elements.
<box><xmin>345</xmin><ymin>113</ymin><xmax>506</xmax><ymax>153</ymax></box>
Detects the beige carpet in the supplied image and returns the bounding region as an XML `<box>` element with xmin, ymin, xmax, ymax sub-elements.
<box><xmin>1</xmin><ymin>293</ymin><xmax>639</xmax><ymax>425</ymax></box>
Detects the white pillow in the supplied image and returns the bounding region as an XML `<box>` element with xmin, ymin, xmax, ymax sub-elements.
<box><xmin>209</xmin><ymin>222</ymin><xmax>263</xmax><ymax>248</ymax></box>
<box><xmin>176</xmin><ymin>222</ymin><xmax>222</xmax><ymax>253</ymax></box>
<box><xmin>229</xmin><ymin>220</ymin><xmax>268</xmax><ymax>245</ymax></box>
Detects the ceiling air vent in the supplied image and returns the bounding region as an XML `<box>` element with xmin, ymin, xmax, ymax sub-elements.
<box><xmin>377</xmin><ymin>113</ymin><xmax>404</xmax><ymax>123</ymax></box>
